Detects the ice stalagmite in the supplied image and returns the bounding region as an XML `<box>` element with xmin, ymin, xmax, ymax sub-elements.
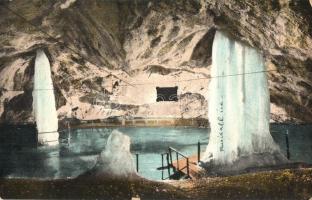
<box><xmin>78</xmin><ymin>130</ymin><xmax>138</xmax><ymax>179</ymax></box>
<box><xmin>203</xmin><ymin>32</ymin><xmax>286</xmax><ymax>173</ymax></box>
<box><xmin>33</xmin><ymin>50</ymin><xmax>59</xmax><ymax>145</ymax></box>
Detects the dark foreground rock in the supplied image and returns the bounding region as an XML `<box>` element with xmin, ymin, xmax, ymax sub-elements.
<box><xmin>0</xmin><ymin>168</ymin><xmax>311</xmax><ymax>200</ymax></box>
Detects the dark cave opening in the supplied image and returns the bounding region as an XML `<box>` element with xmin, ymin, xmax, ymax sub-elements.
<box><xmin>156</xmin><ymin>86</ymin><xmax>178</xmax><ymax>102</ymax></box>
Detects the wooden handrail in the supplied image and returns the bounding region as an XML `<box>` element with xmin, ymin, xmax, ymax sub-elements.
<box><xmin>168</xmin><ymin>147</ymin><xmax>190</xmax><ymax>178</ymax></box>
<box><xmin>159</xmin><ymin>144</ymin><xmax>206</xmax><ymax>180</ymax></box>
<box><xmin>168</xmin><ymin>147</ymin><xmax>188</xmax><ymax>159</ymax></box>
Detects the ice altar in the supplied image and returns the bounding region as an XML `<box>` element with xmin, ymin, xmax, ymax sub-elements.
<box><xmin>80</xmin><ymin>130</ymin><xmax>138</xmax><ymax>179</ymax></box>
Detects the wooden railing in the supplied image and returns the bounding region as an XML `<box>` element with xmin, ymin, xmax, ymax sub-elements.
<box><xmin>159</xmin><ymin>147</ymin><xmax>191</xmax><ymax>180</ymax></box>
<box><xmin>168</xmin><ymin>147</ymin><xmax>190</xmax><ymax>178</ymax></box>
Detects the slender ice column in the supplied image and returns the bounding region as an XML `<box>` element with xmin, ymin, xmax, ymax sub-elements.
<box><xmin>33</xmin><ymin>50</ymin><xmax>59</xmax><ymax>145</ymax></box>
<box><xmin>203</xmin><ymin>32</ymin><xmax>286</xmax><ymax>173</ymax></box>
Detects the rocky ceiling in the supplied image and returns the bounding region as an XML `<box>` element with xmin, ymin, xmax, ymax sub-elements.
<box><xmin>0</xmin><ymin>0</ymin><xmax>311</xmax><ymax>124</ymax></box>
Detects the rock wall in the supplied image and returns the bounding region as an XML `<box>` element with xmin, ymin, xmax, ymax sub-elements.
<box><xmin>202</xmin><ymin>0</ymin><xmax>312</xmax><ymax>122</ymax></box>
<box><xmin>0</xmin><ymin>0</ymin><xmax>311</xmax><ymax>124</ymax></box>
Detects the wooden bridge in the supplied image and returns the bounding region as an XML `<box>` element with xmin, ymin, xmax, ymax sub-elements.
<box><xmin>157</xmin><ymin>144</ymin><xmax>206</xmax><ymax>180</ymax></box>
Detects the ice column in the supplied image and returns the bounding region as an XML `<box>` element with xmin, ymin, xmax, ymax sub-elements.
<box><xmin>203</xmin><ymin>31</ymin><xmax>286</xmax><ymax>172</ymax></box>
<box><xmin>33</xmin><ymin>49</ymin><xmax>59</xmax><ymax>145</ymax></box>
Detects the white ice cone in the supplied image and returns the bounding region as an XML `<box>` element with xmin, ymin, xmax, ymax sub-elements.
<box><xmin>33</xmin><ymin>49</ymin><xmax>59</xmax><ymax>145</ymax></box>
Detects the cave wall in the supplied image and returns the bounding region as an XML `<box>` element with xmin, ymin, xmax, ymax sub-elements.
<box><xmin>202</xmin><ymin>0</ymin><xmax>312</xmax><ymax>122</ymax></box>
<box><xmin>0</xmin><ymin>0</ymin><xmax>311</xmax><ymax>124</ymax></box>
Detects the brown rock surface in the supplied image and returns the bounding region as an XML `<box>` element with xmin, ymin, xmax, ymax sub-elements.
<box><xmin>0</xmin><ymin>0</ymin><xmax>311</xmax><ymax>124</ymax></box>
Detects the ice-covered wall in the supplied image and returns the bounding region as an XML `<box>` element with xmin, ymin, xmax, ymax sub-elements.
<box><xmin>33</xmin><ymin>50</ymin><xmax>59</xmax><ymax>145</ymax></box>
<box><xmin>203</xmin><ymin>32</ymin><xmax>286</xmax><ymax>173</ymax></box>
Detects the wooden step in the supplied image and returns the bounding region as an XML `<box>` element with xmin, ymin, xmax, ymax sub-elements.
<box><xmin>171</xmin><ymin>154</ymin><xmax>202</xmax><ymax>179</ymax></box>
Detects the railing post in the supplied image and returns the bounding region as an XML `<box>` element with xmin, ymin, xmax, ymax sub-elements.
<box><xmin>197</xmin><ymin>141</ymin><xmax>201</xmax><ymax>163</ymax></box>
<box><xmin>161</xmin><ymin>154</ymin><xmax>164</xmax><ymax>180</ymax></box>
<box><xmin>67</xmin><ymin>121</ymin><xmax>71</xmax><ymax>145</ymax></box>
<box><xmin>186</xmin><ymin>158</ymin><xmax>190</xmax><ymax>178</ymax></box>
<box><xmin>166</xmin><ymin>153</ymin><xmax>171</xmax><ymax>178</ymax></box>
<box><xmin>176</xmin><ymin>152</ymin><xmax>179</xmax><ymax>170</ymax></box>
<box><xmin>168</xmin><ymin>148</ymin><xmax>175</xmax><ymax>172</ymax></box>
<box><xmin>168</xmin><ymin>148</ymin><xmax>172</xmax><ymax>165</ymax></box>
<box><xmin>136</xmin><ymin>154</ymin><xmax>139</xmax><ymax>172</ymax></box>
<box><xmin>285</xmin><ymin>130</ymin><xmax>290</xmax><ymax>160</ymax></box>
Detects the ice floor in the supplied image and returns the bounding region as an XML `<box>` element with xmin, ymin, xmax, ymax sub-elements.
<box><xmin>0</xmin><ymin>125</ymin><xmax>311</xmax><ymax>180</ymax></box>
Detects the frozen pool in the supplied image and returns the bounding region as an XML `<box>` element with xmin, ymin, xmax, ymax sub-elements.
<box><xmin>0</xmin><ymin>125</ymin><xmax>311</xmax><ymax>180</ymax></box>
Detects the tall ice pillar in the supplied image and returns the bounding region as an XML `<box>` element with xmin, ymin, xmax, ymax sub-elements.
<box><xmin>203</xmin><ymin>31</ymin><xmax>286</xmax><ymax>173</ymax></box>
<box><xmin>33</xmin><ymin>49</ymin><xmax>59</xmax><ymax>145</ymax></box>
